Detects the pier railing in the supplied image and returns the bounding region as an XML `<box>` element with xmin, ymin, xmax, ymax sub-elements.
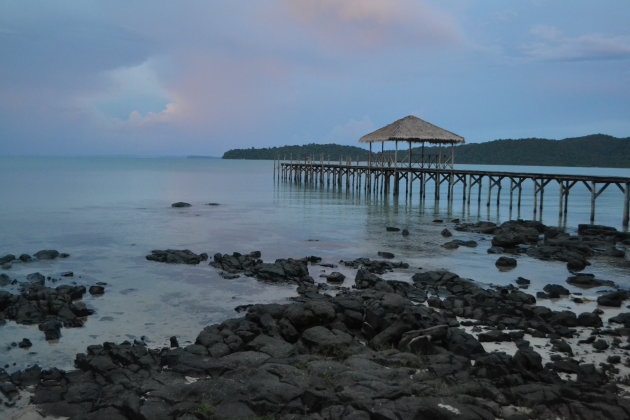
<box><xmin>274</xmin><ymin>160</ymin><xmax>630</xmax><ymax>228</ymax></box>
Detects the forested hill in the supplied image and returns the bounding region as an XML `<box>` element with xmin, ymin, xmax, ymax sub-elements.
<box><xmin>222</xmin><ymin>134</ymin><xmax>630</xmax><ymax>168</ymax></box>
<box><xmin>222</xmin><ymin>143</ymin><xmax>368</xmax><ymax>161</ymax></box>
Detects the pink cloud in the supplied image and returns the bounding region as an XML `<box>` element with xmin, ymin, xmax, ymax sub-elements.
<box><xmin>118</xmin><ymin>51</ymin><xmax>296</xmax><ymax>135</ymax></box>
<box><xmin>279</xmin><ymin>0</ymin><xmax>462</xmax><ymax>51</ymax></box>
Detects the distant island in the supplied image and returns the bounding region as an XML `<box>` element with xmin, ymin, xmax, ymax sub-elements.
<box><xmin>222</xmin><ymin>134</ymin><xmax>630</xmax><ymax>168</ymax></box>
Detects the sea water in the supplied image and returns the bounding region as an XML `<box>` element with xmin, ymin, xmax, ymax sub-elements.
<box><xmin>0</xmin><ymin>157</ymin><xmax>629</xmax><ymax>373</ymax></box>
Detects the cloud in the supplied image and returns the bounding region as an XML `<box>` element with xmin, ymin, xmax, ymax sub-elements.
<box><xmin>279</xmin><ymin>0</ymin><xmax>461</xmax><ymax>51</ymax></box>
<box><xmin>84</xmin><ymin>59</ymin><xmax>171</xmax><ymax>121</ymax></box>
<box><xmin>523</xmin><ymin>25</ymin><xmax>630</xmax><ymax>61</ymax></box>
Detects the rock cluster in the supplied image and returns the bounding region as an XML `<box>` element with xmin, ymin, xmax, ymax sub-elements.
<box><xmin>4</xmin><ymin>263</ymin><xmax>630</xmax><ymax>419</ymax></box>
<box><xmin>0</xmin><ymin>278</ymin><xmax>96</xmax><ymax>340</ymax></box>
<box><xmin>210</xmin><ymin>252</ymin><xmax>314</xmax><ymax>285</ymax></box>
<box><xmin>1</xmin><ymin>250</ymin><xmax>69</xmax><ymax>269</ymax></box>
<box><xmin>456</xmin><ymin>220</ymin><xmax>629</xmax><ymax>273</ymax></box>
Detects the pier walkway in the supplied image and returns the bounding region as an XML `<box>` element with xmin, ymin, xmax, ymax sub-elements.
<box><xmin>276</xmin><ymin>161</ymin><xmax>630</xmax><ymax>228</ymax></box>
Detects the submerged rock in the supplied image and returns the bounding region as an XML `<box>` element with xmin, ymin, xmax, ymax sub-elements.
<box><xmin>171</xmin><ymin>201</ymin><xmax>191</xmax><ymax>207</ymax></box>
<box><xmin>34</xmin><ymin>250</ymin><xmax>60</xmax><ymax>260</ymax></box>
<box><xmin>495</xmin><ymin>256</ymin><xmax>517</xmax><ymax>269</ymax></box>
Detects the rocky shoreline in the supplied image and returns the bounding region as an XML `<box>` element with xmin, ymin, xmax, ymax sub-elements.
<box><xmin>2</xmin><ymin>221</ymin><xmax>630</xmax><ymax>419</ymax></box>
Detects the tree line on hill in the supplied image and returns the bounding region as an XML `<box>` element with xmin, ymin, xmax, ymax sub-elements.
<box><xmin>221</xmin><ymin>134</ymin><xmax>630</xmax><ymax>168</ymax></box>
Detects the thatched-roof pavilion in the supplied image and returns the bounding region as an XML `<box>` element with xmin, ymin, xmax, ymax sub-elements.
<box><xmin>359</xmin><ymin>115</ymin><xmax>464</xmax><ymax>168</ymax></box>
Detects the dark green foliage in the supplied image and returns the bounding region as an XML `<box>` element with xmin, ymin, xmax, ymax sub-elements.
<box><xmin>222</xmin><ymin>135</ymin><xmax>630</xmax><ymax>168</ymax></box>
<box><xmin>222</xmin><ymin>143</ymin><xmax>369</xmax><ymax>161</ymax></box>
<box><xmin>452</xmin><ymin>134</ymin><xmax>630</xmax><ymax>168</ymax></box>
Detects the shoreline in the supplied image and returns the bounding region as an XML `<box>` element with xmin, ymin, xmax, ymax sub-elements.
<box><xmin>1</xmin><ymin>220</ymin><xmax>630</xmax><ymax>419</ymax></box>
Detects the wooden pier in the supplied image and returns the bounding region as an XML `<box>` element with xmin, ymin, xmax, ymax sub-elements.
<box><xmin>273</xmin><ymin>116</ymin><xmax>630</xmax><ymax>228</ymax></box>
<box><xmin>275</xmin><ymin>160</ymin><xmax>630</xmax><ymax>228</ymax></box>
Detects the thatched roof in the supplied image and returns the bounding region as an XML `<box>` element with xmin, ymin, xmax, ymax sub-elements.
<box><xmin>359</xmin><ymin>115</ymin><xmax>464</xmax><ymax>144</ymax></box>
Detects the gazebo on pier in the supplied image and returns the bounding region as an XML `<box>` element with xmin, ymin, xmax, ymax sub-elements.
<box><xmin>358</xmin><ymin>115</ymin><xmax>465</xmax><ymax>169</ymax></box>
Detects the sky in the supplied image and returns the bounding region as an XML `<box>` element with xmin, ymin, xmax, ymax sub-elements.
<box><xmin>1</xmin><ymin>0</ymin><xmax>629</xmax><ymax>156</ymax></box>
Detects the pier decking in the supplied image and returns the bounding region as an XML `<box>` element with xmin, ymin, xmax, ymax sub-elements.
<box><xmin>276</xmin><ymin>160</ymin><xmax>630</xmax><ymax>228</ymax></box>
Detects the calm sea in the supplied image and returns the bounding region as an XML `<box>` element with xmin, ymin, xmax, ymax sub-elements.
<box><xmin>0</xmin><ymin>157</ymin><xmax>629</xmax><ymax>372</ymax></box>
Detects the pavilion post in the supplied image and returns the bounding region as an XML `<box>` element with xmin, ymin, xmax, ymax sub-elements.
<box><xmin>381</xmin><ymin>141</ymin><xmax>384</xmax><ymax>167</ymax></box>
<box><xmin>421</xmin><ymin>142</ymin><xmax>425</xmax><ymax>168</ymax></box>
<box><xmin>394</xmin><ymin>140</ymin><xmax>399</xmax><ymax>196</ymax></box>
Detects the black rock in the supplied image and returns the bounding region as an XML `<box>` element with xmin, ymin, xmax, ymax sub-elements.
<box><xmin>18</xmin><ymin>254</ymin><xmax>32</xmax><ymax>262</ymax></box>
<box><xmin>550</xmin><ymin>339</ymin><xmax>573</xmax><ymax>355</ymax></box>
<box><xmin>478</xmin><ymin>329</ymin><xmax>512</xmax><ymax>342</ymax></box>
<box><xmin>513</xmin><ymin>348</ymin><xmax>543</xmax><ymax>372</ymax></box>
<box><xmin>170</xmin><ymin>336</ymin><xmax>179</xmax><ymax>348</ymax></box>
<box><xmin>578</xmin><ymin>224</ymin><xmax>618</xmax><ymax>237</ymax></box>
<box><xmin>206</xmin><ymin>202</ymin><xmax>220</xmax><ymax>206</ymax></box>
<box><xmin>543</xmin><ymin>284</ymin><xmax>570</xmax><ymax>298</ymax></box>
<box><xmin>607</xmin><ymin>355</ymin><xmax>621</xmax><ymax>364</ymax></box>
<box><xmin>377</xmin><ymin>251</ymin><xmax>395</xmax><ymax>259</ymax></box>
<box><xmin>70</xmin><ymin>302</ymin><xmax>94</xmax><ymax>317</ymax></box>
<box><xmin>609</xmin><ymin>312</ymin><xmax>630</xmax><ymax>327</ymax></box>
<box><xmin>146</xmin><ymin>249</ymin><xmax>209</xmax><ymax>265</ymax></box>
<box><xmin>516</xmin><ymin>277</ymin><xmax>531</xmax><ymax>286</ymax></box>
<box><xmin>34</xmin><ymin>250</ymin><xmax>60</xmax><ymax>260</ymax></box>
<box><xmin>0</xmin><ymin>274</ymin><xmax>11</xmax><ymax>287</ymax></box>
<box><xmin>171</xmin><ymin>202</ymin><xmax>191</xmax><ymax>207</ymax></box>
<box><xmin>487</xmin><ymin>246</ymin><xmax>504</xmax><ymax>254</ymax></box>
<box><xmin>325</xmin><ymin>272</ymin><xmax>345</xmax><ymax>284</ymax></box>
<box><xmin>0</xmin><ymin>254</ymin><xmax>16</xmax><ymax>265</ymax></box>
<box><xmin>39</xmin><ymin>320</ymin><xmax>62</xmax><ymax>340</ymax></box>
<box><xmin>18</xmin><ymin>338</ymin><xmax>32</xmax><ymax>349</ymax></box>
<box><xmin>401</xmin><ymin>229</ymin><xmax>409</xmax><ymax>236</ymax></box>
<box><xmin>440</xmin><ymin>228</ymin><xmax>452</xmax><ymax>237</ymax></box>
<box><xmin>386</xmin><ymin>227</ymin><xmax>400</xmax><ymax>232</ymax></box>
<box><xmin>26</xmin><ymin>272</ymin><xmax>45</xmax><ymax>286</ymax></box>
<box><xmin>60</xmin><ymin>272</ymin><xmax>74</xmax><ymax>277</ymax></box>
<box><xmin>567</xmin><ymin>258</ymin><xmax>589</xmax><ymax>272</ymax></box>
<box><xmin>495</xmin><ymin>256</ymin><xmax>517</xmax><ymax>269</ymax></box>
<box><xmin>592</xmin><ymin>339</ymin><xmax>609</xmax><ymax>351</ymax></box>
<box><xmin>567</xmin><ymin>274</ymin><xmax>615</xmax><ymax>288</ymax></box>
<box><xmin>597</xmin><ymin>291</ymin><xmax>629</xmax><ymax>307</ymax></box>
<box><xmin>577</xmin><ymin>312</ymin><xmax>603</xmax><ymax>327</ymax></box>
<box><xmin>88</xmin><ymin>285</ymin><xmax>105</xmax><ymax>296</ymax></box>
